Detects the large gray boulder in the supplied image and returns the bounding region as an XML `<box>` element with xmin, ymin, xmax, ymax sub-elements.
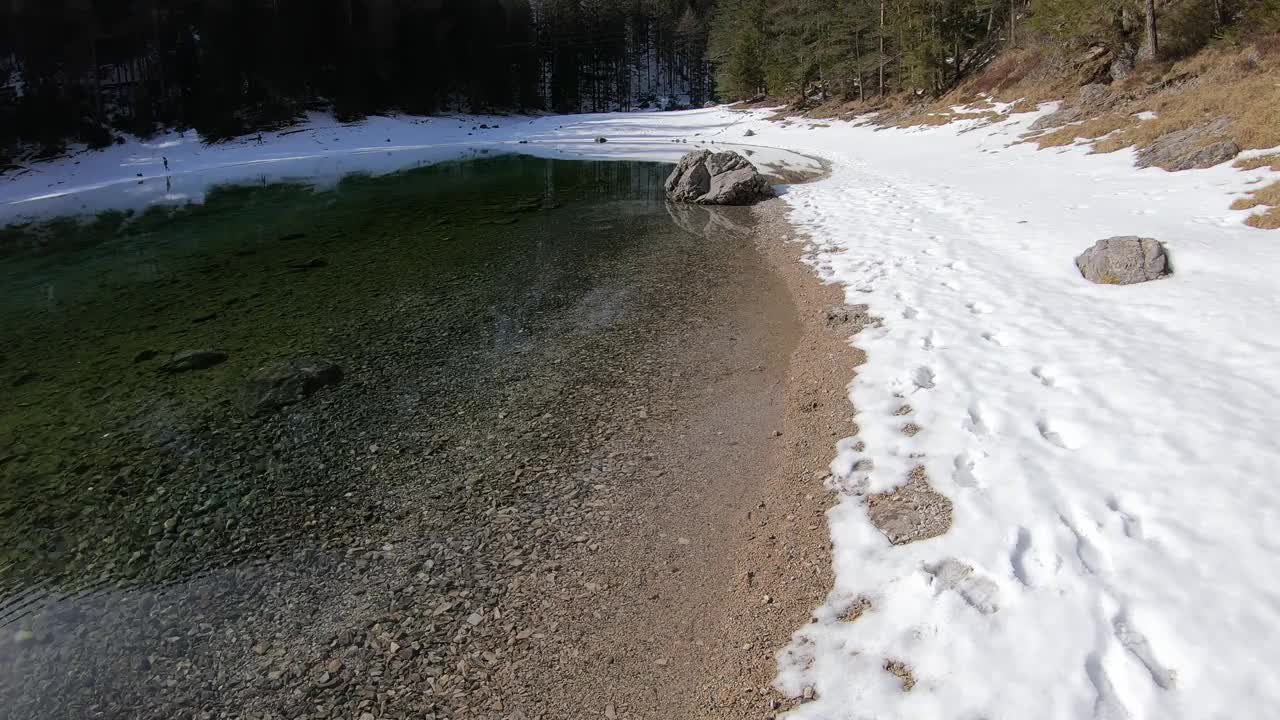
<box><xmin>664</xmin><ymin>150</ymin><xmax>773</xmax><ymax>205</ymax></box>
<box><xmin>1075</xmin><ymin>236</ymin><xmax>1171</xmax><ymax>285</ymax></box>
<box><xmin>240</xmin><ymin>356</ymin><xmax>343</xmax><ymax>416</ymax></box>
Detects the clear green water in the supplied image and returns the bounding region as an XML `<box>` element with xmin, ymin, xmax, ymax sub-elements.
<box><xmin>0</xmin><ymin>155</ymin><xmax>676</xmax><ymax>622</ymax></box>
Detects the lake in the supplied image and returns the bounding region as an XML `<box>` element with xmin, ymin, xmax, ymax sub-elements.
<box><xmin>0</xmin><ymin>149</ymin><xmax>801</xmax><ymax>718</ymax></box>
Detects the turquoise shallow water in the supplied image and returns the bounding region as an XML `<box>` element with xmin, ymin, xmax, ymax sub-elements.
<box><xmin>0</xmin><ymin>154</ymin><xmax>677</xmax><ymax>620</ymax></box>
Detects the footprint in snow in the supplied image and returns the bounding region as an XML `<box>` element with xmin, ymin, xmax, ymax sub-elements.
<box><xmin>1114</xmin><ymin>613</ymin><xmax>1177</xmax><ymax>690</ymax></box>
<box><xmin>1009</xmin><ymin>526</ymin><xmax>1062</xmax><ymax>587</ymax></box>
<box><xmin>1010</xmin><ymin>526</ymin><xmax>1035</xmax><ymax>586</ymax></box>
<box><xmin>925</xmin><ymin>558</ymin><xmax>1000</xmax><ymax>614</ymax></box>
<box><xmin>1059</xmin><ymin>514</ymin><xmax>1111</xmax><ymax>575</ymax></box>
<box><xmin>962</xmin><ymin>405</ymin><xmax>989</xmax><ymax>437</ymax></box>
<box><xmin>1037</xmin><ymin>418</ymin><xmax>1083</xmax><ymax>450</ymax></box>
<box><xmin>1085</xmin><ymin>653</ymin><xmax>1133</xmax><ymax>720</ymax></box>
<box><xmin>981</xmin><ymin>331</ymin><xmax>1007</xmax><ymax>347</ymax></box>
<box><xmin>1106</xmin><ymin>497</ymin><xmax>1145</xmax><ymax>540</ymax></box>
<box><xmin>953</xmin><ymin>452</ymin><xmax>981</xmax><ymax>488</ymax></box>
<box><xmin>912</xmin><ymin>366</ymin><xmax>936</xmax><ymax>390</ymax></box>
<box><xmin>967</xmin><ymin>301</ymin><xmax>993</xmax><ymax>315</ymax></box>
<box><xmin>1031</xmin><ymin>365</ymin><xmax>1060</xmax><ymax>387</ymax></box>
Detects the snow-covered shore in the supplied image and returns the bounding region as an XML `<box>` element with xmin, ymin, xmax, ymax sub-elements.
<box><xmin>723</xmin><ymin>108</ymin><xmax>1280</xmax><ymax>719</ymax></box>
<box><xmin>0</xmin><ymin>110</ymin><xmax>818</xmax><ymax>222</ymax></box>
<box><xmin>7</xmin><ymin>105</ymin><xmax>1280</xmax><ymax>719</ymax></box>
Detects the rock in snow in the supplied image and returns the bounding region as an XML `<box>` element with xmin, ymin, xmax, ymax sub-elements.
<box><xmin>1075</xmin><ymin>236</ymin><xmax>1171</xmax><ymax>285</ymax></box>
<box><xmin>664</xmin><ymin>150</ymin><xmax>773</xmax><ymax>206</ymax></box>
<box><xmin>240</xmin><ymin>357</ymin><xmax>343</xmax><ymax>416</ymax></box>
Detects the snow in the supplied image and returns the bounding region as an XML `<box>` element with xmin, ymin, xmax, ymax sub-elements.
<box><xmin>706</xmin><ymin>109</ymin><xmax>1280</xmax><ymax>719</ymax></box>
<box><xmin>0</xmin><ymin>111</ymin><xmax>818</xmax><ymax>222</ymax></box>
<box><xmin>5</xmin><ymin>103</ymin><xmax>1280</xmax><ymax>719</ymax></box>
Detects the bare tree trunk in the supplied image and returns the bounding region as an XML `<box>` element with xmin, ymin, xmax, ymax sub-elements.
<box><xmin>1009</xmin><ymin>0</ymin><xmax>1016</xmax><ymax>47</ymax></box>
<box><xmin>855</xmin><ymin>28</ymin><xmax>865</xmax><ymax>102</ymax></box>
<box><xmin>1139</xmin><ymin>0</ymin><xmax>1158</xmax><ymax>61</ymax></box>
<box><xmin>878</xmin><ymin>0</ymin><xmax>886</xmax><ymax>97</ymax></box>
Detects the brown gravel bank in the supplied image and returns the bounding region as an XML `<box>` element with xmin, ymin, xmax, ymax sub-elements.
<box><xmin>502</xmin><ymin>197</ymin><xmax>865</xmax><ymax>719</ymax></box>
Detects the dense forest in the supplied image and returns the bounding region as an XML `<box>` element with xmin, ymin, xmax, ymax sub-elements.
<box><xmin>0</xmin><ymin>0</ymin><xmax>714</xmax><ymax>153</ymax></box>
<box><xmin>3</xmin><ymin>0</ymin><xmax>1279</xmax><ymax>158</ymax></box>
<box><xmin>708</xmin><ymin>0</ymin><xmax>1280</xmax><ymax>102</ymax></box>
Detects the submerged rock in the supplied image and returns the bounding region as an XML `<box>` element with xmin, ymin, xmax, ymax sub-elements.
<box><xmin>240</xmin><ymin>357</ymin><xmax>343</xmax><ymax>416</ymax></box>
<box><xmin>160</xmin><ymin>350</ymin><xmax>228</xmax><ymax>373</ymax></box>
<box><xmin>664</xmin><ymin>150</ymin><xmax>773</xmax><ymax>206</ymax></box>
<box><xmin>286</xmin><ymin>257</ymin><xmax>327</xmax><ymax>271</ymax></box>
<box><xmin>1075</xmin><ymin>236</ymin><xmax>1171</xmax><ymax>285</ymax></box>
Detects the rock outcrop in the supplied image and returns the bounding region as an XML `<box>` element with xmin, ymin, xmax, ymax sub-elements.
<box><xmin>1136</xmin><ymin>117</ymin><xmax>1240</xmax><ymax>171</ymax></box>
<box><xmin>240</xmin><ymin>357</ymin><xmax>343</xmax><ymax>416</ymax></box>
<box><xmin>1028</xmin><ymin>83</ymin><xmax>1121</xmax><ymax>132</ymax></box>
<box><xmin>1075</xmin><ymin>236</ymin><xmax>1171</xmax><ymax>285</ymax></box>
<box><xmin>664</xmin><ymin>150</ymin><xmax>773</xmax><ymax>206</ymax></box>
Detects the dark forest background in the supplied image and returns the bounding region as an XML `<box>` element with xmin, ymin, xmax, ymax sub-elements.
<box><xmin>3</xmin><ymin>0</ymin><xmax>1278</xmax><ymax>160</ymax></box>
<box><xmin>0</xmin><ymin>0</ymin><xmax>714</xmax><ymax>155</ymax></box>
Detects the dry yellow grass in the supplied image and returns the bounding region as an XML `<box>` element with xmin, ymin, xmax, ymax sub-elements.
<box><xmin>1031</xmin><ymin>113</ymin><xmax>1130</xmax><ymax>149</ymax></box>
<box><xmin>1232</xmin><ymin>180</ymin><xmax>1280</xmax><ymax>228</ymax></box>
<box><xmin>1235</xmin><ymin>153</ymin><xmax>1280</xmax><ymax>171</ymax></box>
<box><xmin>1245</xmin><ymin>208</ymin><xmax>1280</xmax><ymax>229</ymax></box>
<box><xmin>1008</xmin><ymin>98</ymin><xmax>1041</xmax><ymax>114</ymax></box>
<box><xmin>1020</xmin><ymin>45</ymin><xmax>1280</xmax><ymax>156</ymax></box>
<box><xmin>891</xmin><ymin>109</ymin><xmax>1001</xmax><ymax>128</ymax></box>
